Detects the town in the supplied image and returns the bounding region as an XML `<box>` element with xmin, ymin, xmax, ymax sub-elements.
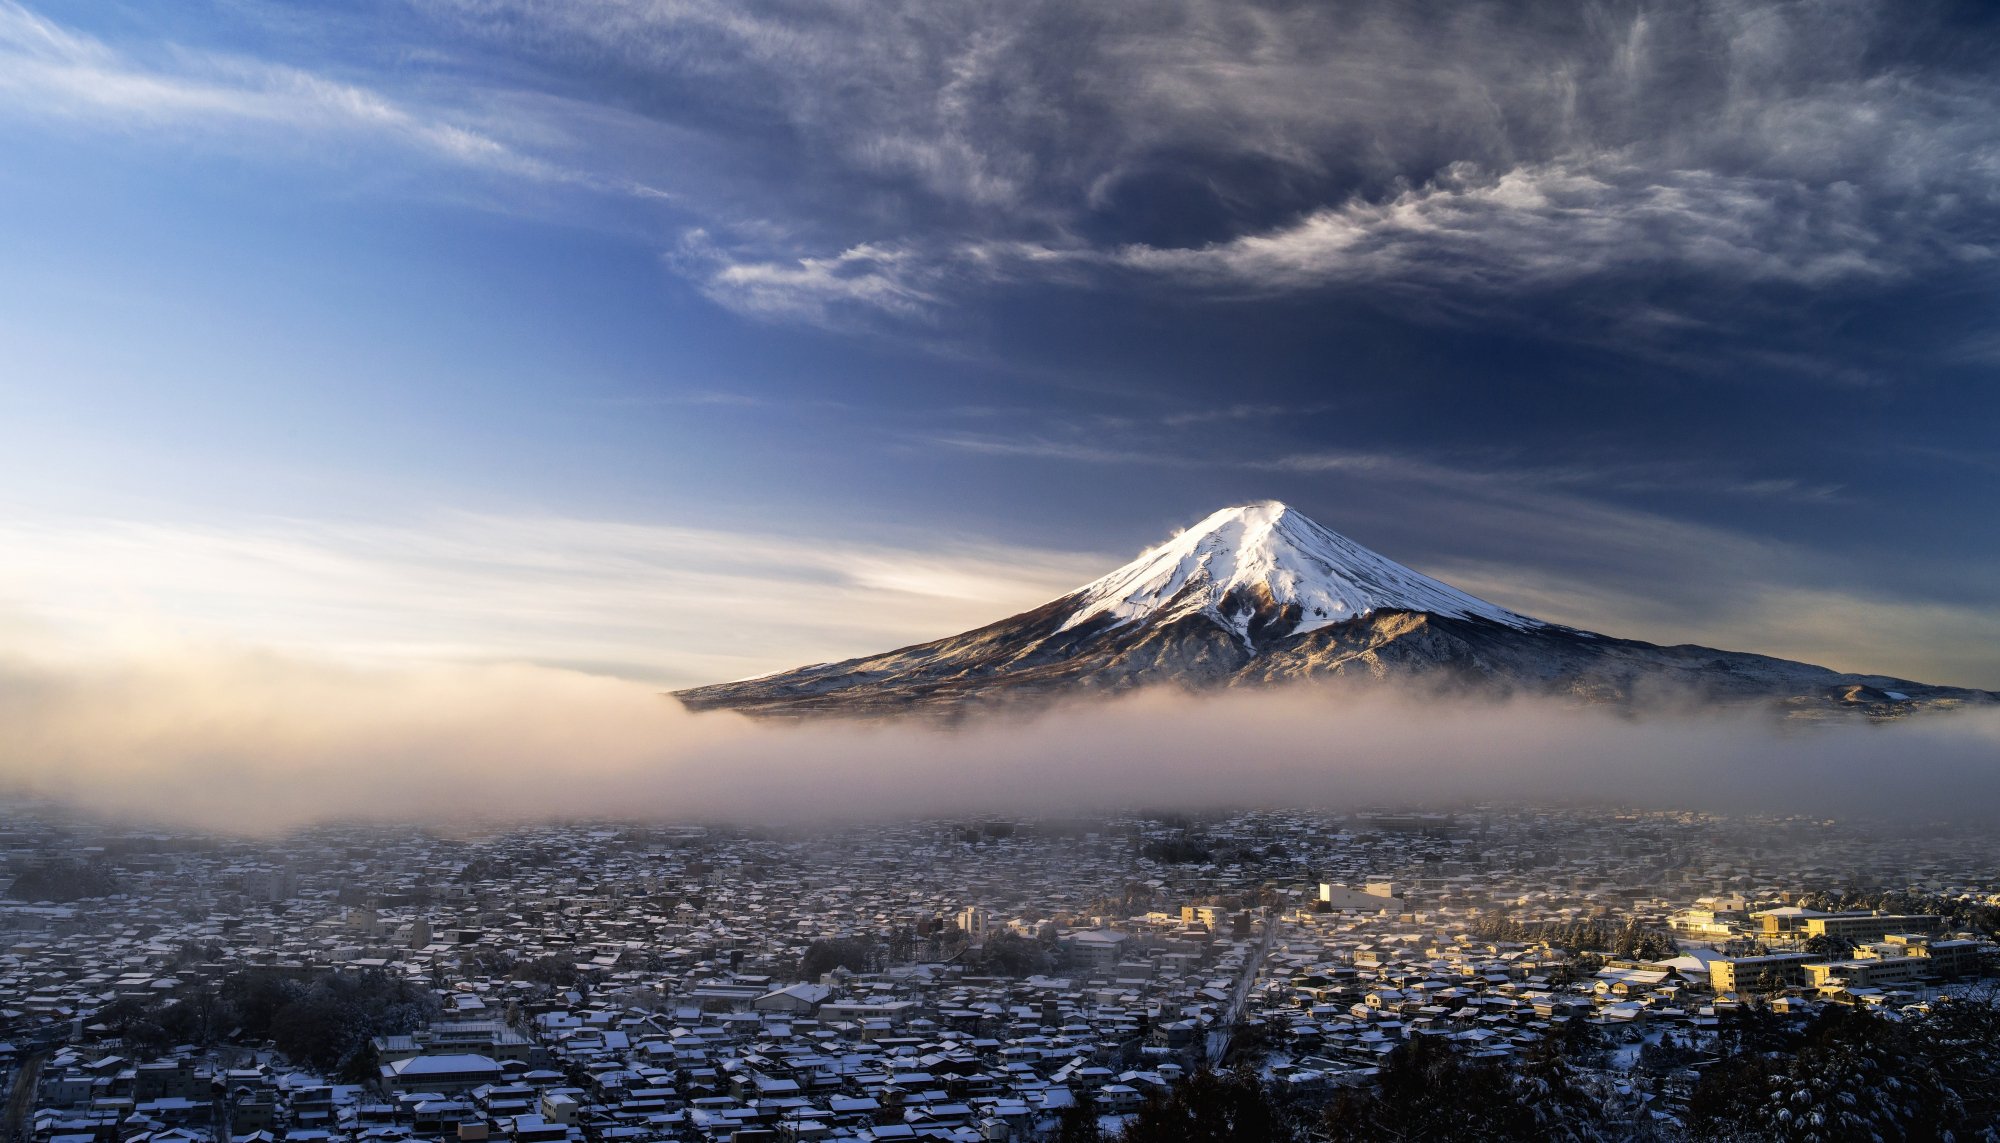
<box><xmin>4</xmin><ymin>801</ymin><xmax>1997</xmax><ymax>1142</ymax></box>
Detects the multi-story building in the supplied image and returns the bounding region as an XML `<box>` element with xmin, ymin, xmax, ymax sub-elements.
<box><xmin>1805</xmin><ymin>956</ymin><xmax>1931</xmax><ymax>991</ymax></box>
<box><xmin>1802</xmin><ymin>914</ymin><xmax>1945</xmax><ymax>943</ymax></box>
<box><xmin>1709</xmin><ymin>953</ymin><xmax>1818</xmax><ymax>994</ymax></box>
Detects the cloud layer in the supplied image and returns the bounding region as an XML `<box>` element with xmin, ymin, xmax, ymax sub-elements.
<box><xmin>4</xmin><ymin>644</ymin><xmax>1999</xmax><ymax>835</ymax></box>
<box><xmin>9</xmin><ymin>0</ymin><xmax>1995</xmax><ymax>331</ymax></box>
<box><xmin>493</xmin><ymin>0</ymin><xmax>1999</xmax><ymax>325</ymax></box>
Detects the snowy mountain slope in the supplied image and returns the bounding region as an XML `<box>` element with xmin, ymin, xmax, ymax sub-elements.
<box><xmin>672</xmin><ymin>502</ymin><xmax>1997</xmax><ymax>720</ymax></box>
<box><xmin>1059</xmin><ymin>501</ymin><xmax>1536</xmax><ymax>639</ymax></box>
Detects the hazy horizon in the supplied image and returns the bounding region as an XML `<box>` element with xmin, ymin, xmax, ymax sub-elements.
<box><xmin>3</xmin><ymin>638</ymin><xmax>1997</xmax><ymax>834</ymax></box>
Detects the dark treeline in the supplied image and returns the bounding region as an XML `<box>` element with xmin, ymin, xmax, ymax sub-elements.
<box><xmin>96</xmin><ymin>967</ymin><xmax>439</xmax><ymax>1081</ymax></box>
<box><xmin>456</xmin><ymin>949</ymin><xmax>584</xmax><ymax>988</ymax></box>
<box><xmin>1684</xmin><ymin>997</ymin><xmax>2000</xmax><ymax>1139</ymax></box>
<box><xmin>797</xmin><ymin>930</ymin><xmax>1057</xmax><ymax>980</ymax></box>
<box><xmin>1468</xmin><ymin>916</ymin><xmax>1678</xmax><ymax>961</ymax></box>
<box><xmin>1053</xmin><ymin>993</ymin><xmax>2000</xmax><ymax>1141</ymax></box>
<box><xmin>1139</xmin><ymin>837</ymin><xmax>1213</xmax><ymax>864</ymax></box>
<box><xmin>1137</xmin><ymin>834</ymin><xmax>1299</xmax><ymax>869</ymax></box>
<box><xmin>1052</xmin><ymin>1041</ymin><xmax>1610</xmax><ymax>1143</ymax></box>
<box><xmin>5</xmin><ymin>859</ymin><xmax>119</xmax><ymax>902</ymax></box>
<box><xmin>798</xmin><ymin>936</ymin><xmax>880</xmax><ymax>979</ymax></box>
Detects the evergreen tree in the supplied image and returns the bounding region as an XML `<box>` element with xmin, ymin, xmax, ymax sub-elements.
<box><xmin>1053</xmin><ymin>1087</ymin><xmax>1103</xmax><ymax>1143</ymax></box>
<box><xmin>1515</xmin><ymin>1029</ymin><xmax>1616</xmax><ymax>1142</ymax></box>
<box><xmin>797</xmin><ymin>936</ymin><xmax>875</xmax><ymax>980</ymax></box>
<box><xmin>1322</xmin><ymin>1036</ymin><xmax>1542</xmax><ymax>1142</ymax></box>
<box><xmin>1904</xmin><ymin>990</ymin><xmax>2000</xmax><ymax>1133</ymax></box>
<box><xmin>1119</xmin><ymin>1068</ymin><xmax>1292</xmax><ymax>1143</ymax></box>
<box><xmin>1688</xmin><ymin>1006</ymin><xmax>1961</xmax><ymax>1141</ymax></box>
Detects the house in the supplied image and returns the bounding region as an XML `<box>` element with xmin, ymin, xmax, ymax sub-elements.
<box><xmin>380</xmin><ymin>1054</ymin><xmax>506</xmax><ymax>1094</ymax></box>
<box><xmin>753</xmin><ymin>983</ymin><xmax>832</xmax><ymax>1016</ymax></box>
<box><xmin>1066</xmin><ymin>931</ymin><xmax>1131</xmax><ymax>968</ymax></box>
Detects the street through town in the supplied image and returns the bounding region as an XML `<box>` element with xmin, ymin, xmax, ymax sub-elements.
<box><xmin>1207</xmin><ymin>913</ymin><xmax>1280</xmax><ymax>1067</ymax></box>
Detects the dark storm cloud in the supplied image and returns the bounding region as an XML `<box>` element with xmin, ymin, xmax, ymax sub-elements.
<box><xmin>404</xmin><ymin>0</ymin><xmax>2000</xmax><ymax>329</ymax></box>
<box><xmin>23</xmin><ymin>0</ymin><xmax>1991</xmax><ymax>347</ymax></box>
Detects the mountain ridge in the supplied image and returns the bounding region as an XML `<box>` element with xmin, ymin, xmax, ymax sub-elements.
<box><xmin>674</xmin><ymin>502</ymin><xmax>1997</xmax><ymax>721</ymax></box>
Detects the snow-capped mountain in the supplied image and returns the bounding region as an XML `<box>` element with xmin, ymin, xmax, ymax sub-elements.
<box><xmin>674</xmin><ymin>502</ymin><xmax>1996</xmax><ymax>720</ymax></box>
<box><xmin>1057</xmin><ymin>501</ymin><xmax>1534</xmax><ymax>639</ymax></box>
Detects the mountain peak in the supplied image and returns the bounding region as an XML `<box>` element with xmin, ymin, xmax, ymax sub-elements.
<box><xmin>1058</xmin><ymin>501</ymin><xmax>1538</xmax><ymax>640</ymax></box>
<box><xmin>674</xmin><ymin>502</ymin><xmax>1993</xmax><ymax>720</ymax></box>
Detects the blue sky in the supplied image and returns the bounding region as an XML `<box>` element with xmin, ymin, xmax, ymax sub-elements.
<box><xmin>1</xmin><ymin>0</ymin><xmax>1997</xmax><ymax>689</ymax></box>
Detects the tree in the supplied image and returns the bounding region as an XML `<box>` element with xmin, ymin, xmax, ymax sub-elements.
<box><xmin>1140</xmin><ymin>837</ymin><xmax>1212</xmax><ymax>864</ymax></box>
<box><xmin>1321</xmin><ymin>1036</ymin><xmax>1544</xmax><ymax>1142</ymax></box>
<box><xmin>1610</xmin><ymin>920</ymin><xmax>1678</xmax><ymax>961</ymax></box>
<box><xmin>6</xmin><ymin>859</ymin><xmax>117</xmax><ymax>902</ymax></box>
<box><xmin>1514</xmin><ymin>1031</ymin><xmax>1615</xmax><ymax>1141</ymax></box>
<box><xmin>1468</xmin><ymin>916</ymin><xmax>1676</xmax><ymax>961</ymax></box>
<box><xmin>1551</xmin><ymin>952</ymin><xmax>1605</xmax><ymax>989</ymax></box>
<box><xmin>1119</xmin><ymin>1068</ymin><xmax>1292</xmax><ymax>1143</ymax></box>
<box><xmin>96</xmin><ymin>997</ymin><xmax>173</xmax><ymax>1059</ymax></box>
<box><xmin>798</xmin><ymin>936</ymin><xmax>875</xmax><ymax>980</ymax></box>
<box><xmin>226</xmin><ymin>967</ymin><xmax>437</xmax><ymax>1075</ymax></box>
<box><xmin>1797</xmin><ymin>888</ymin><xmax>2000</xmax><ymax>938</ymax></box>
<box><xmin>969</xmin><ymin>933</ymin><xmax>1052</xmax><ymax>978</ymax></box>
<box><xmin>1636</xmin><ymin>1031</ymin><xmax>1701</xmax><ymax>1079</ymax></box>
<box><xmin>1688</xmin><ymin>1006</ymin><xmax>1961</xmax><ymax>1141</ymax></box>
<box><xmin>511</xmin><ymin>954</ymin><xmax>580</xmax><ymax>988</ymax></box>
<box><xmin>1053</xmin><ymin>1087</ymin><xmax>1104</xmax><ymax>1143</ymax></box>
<box><xmin>339</xmin><ymin>1039</ymin><xmax>384</xmax><ymax>1085</ymax></box>
<box><xmin>1910</xmin><ymin>989</ymin><xmax>2000</xmax><ymax>1127</ymax></box>
<box><xmin>1707</xmin><ymin>1002</ymin><xmax>1795</xmax><ymax>1059</ymax></box>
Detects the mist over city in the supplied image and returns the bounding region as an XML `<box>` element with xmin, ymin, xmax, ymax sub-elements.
<box><xmin>3</xmin><ymin>646</ymin><xmax>2000</xmax><ymax>834</ymax></box>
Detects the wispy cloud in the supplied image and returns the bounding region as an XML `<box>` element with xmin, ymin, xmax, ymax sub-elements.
<box><xmin>1160</xmin><ymin>403</ymin><xmax>1316</xmax><ymax>427</ymax></box>
<box><xmin>915</xmin><ymin>433</ymin><xmax>1173</xmax><ymax>467</ymax></box>
<box><xmin>0</xmin><ymin>512</ymin><xmax>1107</xmax><ymax>688</ymax></box>
<box><xmin>9</xmin><ymin>0</ymin><xmax>1996</xmax><ymax>340</ymax></box>
<box><xmin>687</xmin><ymin>142</ymin><xmax>1987</xmax><ymax>327</ymax></box>
<box><xmin>676</xmin><ymin>231</ymin><xmax>946</xmax><ymax>328</ymax></box>
<box><xmin>0</xmin><ymin>1</ymin><xmax>643</xmax><ymax>193</ymax></box>
<box><xmin>920</xmin><ymin>420</ymin><xmax>1849</xmax><ymax>507</ymax></box>
<box><xmin>1265</xmin><ymin>449</ymin><xmax>1849</xmax><ymax>505</ymax></box>
<box><xmin>1105</xmin><ymin>158</ymin><xmax>1936</xmax><ymax>294</ymax></box>
<box><xmin>589</xmin><ymin>390</ymin><xmax>852</xmax><ymax>413</ymax></box>
<box><xmin>409</xmin><ymin>0</ymin><xmax>2000</xmax><ymax>332</ymax></box>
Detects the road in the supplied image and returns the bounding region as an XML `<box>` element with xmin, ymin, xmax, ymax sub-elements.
<box><xmin>1206</xmin><ymin>912</ymin><xmax>1280</xmax><ymax>1067</ymax></box>
<box><xmin>3</xmin><ymin>1052</ymin><xmax>47</xmax><ymax>1143</ymax></box>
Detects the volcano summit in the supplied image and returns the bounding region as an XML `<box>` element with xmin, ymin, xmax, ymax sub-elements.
<box><xmin>675</xmin><ymin>502</ymin><xmax>1996</xmax><ymax>720</ymax></box>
